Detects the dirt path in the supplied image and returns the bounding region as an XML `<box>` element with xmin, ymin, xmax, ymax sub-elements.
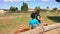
<box><xmin>0</xmin><ymin>16</ymin><xmax>18</xmax><ymax>19</ymax></box>
<box><xmin>43</xmin><ymin>28</ymin><xmax>60</xmax><ymax>34</ymax></box>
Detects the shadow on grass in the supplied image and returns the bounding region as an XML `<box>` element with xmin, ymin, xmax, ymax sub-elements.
<box><xmin>47</xmin><ymin>16</ymin><xmax>60</xmax><ymax>23</ymax></box>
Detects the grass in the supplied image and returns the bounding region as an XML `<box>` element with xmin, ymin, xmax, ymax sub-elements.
<box><xmin>0</xmin><ymin>12</ymin><xmax>60</xmax><ymax>34</ymax></box>
<box><xmin>40</xmin><ymin>12</ymin><xmax>60</xmax><ymax>24</ymax></box>
<box><xmin>47</xmin><ymin>16</ymin><xmax>60</xmax><ymax>23</ymax></box>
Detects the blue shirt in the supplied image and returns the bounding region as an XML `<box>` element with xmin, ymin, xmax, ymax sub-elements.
<box><xmin>29</xmin><ymin>18</ymin><xmax>39</xmax><ymax>29</ymax></box>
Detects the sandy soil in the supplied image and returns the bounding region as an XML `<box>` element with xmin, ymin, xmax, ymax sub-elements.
<box><xmin>0</xmin><ymin>16</ymin><xmax>18</xmax><ymax>19</ymax></box>
<box><xmin>0</xmin><ymin>16</ymin><xmax>60</xmax><ymax>34</ymax></box>
<box><xmin>43</xmin><ymin>28</ymin><xmax>60</xmax><ymax>34</ymax></box>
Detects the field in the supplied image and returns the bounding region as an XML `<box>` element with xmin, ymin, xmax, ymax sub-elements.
<box><xmin>0</xmin><ymin>12</ymin><xmax>60</xmax><ymax>34</ymax></box>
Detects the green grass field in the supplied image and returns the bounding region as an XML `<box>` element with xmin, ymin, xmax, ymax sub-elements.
<box><xmin>0</xmin><ymin>12</ymin><xmax>60</xmax><ymax>34</ymax></box>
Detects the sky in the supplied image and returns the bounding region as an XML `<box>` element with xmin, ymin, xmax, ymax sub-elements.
<box><xmin>0</xmin><ymin>0</ymin><xmax>60</xmax><ymax>10</ymax></box>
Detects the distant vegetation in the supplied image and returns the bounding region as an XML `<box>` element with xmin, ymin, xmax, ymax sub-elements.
<box><xmin>35</xmin><ymin>6</ymin><xmax>40</xmax><ymax>10</ymax></box>
<box><xmin>8</xmin><ymin>2</ymin><xmax>59</xmax><ymax>13</ymax></box>
<box><xmin>10</xmin><ymin>6</ymin><xmax>18</xmax><ymax>13</ymax></box>
<box><xmin>21</xmin><ymin>2</ymin><xmax>28</xmax><ymax>12</ymax></box>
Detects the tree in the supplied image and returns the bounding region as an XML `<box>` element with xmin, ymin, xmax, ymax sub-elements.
<box><xmin>35</xmin><ymin>6</ymin><xmax>40</xmax><ymax>10</ymax></box>
<box><xmin>16</xmin><ymin>7</ymin><xmax>19</xmax><ymax>12</ymax></box>
<box><xmin>53</xmin><ymin>7</ymin><xmax>57</xmax><ymax>11</ymax></box>
<box><xmin>16</xmin><ymin>7</ymin><xmax>18</xmax><ymax>10</ymax></box>
<box><xmin>21</xmin><ymin>2</ymin><xmax>28</xmax><ymax>12</ymax></box>
<box><xmin>46</xmin><ymin>7</ymin><xmax>51</xmax><ymax>13</ymax></box>
<box><xmin>10</xmin><ymin>6</ymin><xmax>16</xmax><ymax>12</ymax></box>
<box><xmin>47</xmin><ymin>7</ymin><xmax>49</xmax><ymax>9</ymax></box>
<box><xmin>35</xmin><ymin>7</ymin><xmax>38</xmax><ymax>10</ymax></box>
<box><xmin>10</xmin><ymin>6</ymin><xmax>19</xmax><ymax>13</ymax></box>
<box><xmin>53</xmin><ymin>7</ymin><xmax>58</xmax><ymax>14</ymax></box>
<box><xmin>38</xmin><ymin>7</ymin><xmax>40</xmax><ymax>9</ymax></box>
<box><xmin>46</xmin><ymin>7</ymin><xmax>49</xmax><ymax>10</ymax></box>
<box><xmin>52</xmin><ymin>7</ymin><xmax>57</xmax><ymax>13</ymax></box>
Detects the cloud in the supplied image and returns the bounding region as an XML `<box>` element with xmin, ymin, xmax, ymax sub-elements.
<box><xmin>4</xmin><ymin>0</ymin><xmax>35</xmax><ymax>2</ymax></box>
<box><xmin>42</xmin><ymin>0</ymin><xmax>50</xmax><ymax>2</ymax></box>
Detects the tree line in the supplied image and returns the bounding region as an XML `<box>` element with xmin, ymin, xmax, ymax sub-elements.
<box><xmin>10</xmin><ymin>2</ymin><xmax>28</xmax><ymax>13</ymax></box>
<box><xmin>10</xmin><ymin>2</ymin><xmax>58</xmax><ymax>13</ymax></box>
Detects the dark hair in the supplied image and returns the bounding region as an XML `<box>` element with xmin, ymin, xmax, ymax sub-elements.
<box><xmin>35</xmin><ymin>9</ymin><xmax>40</xmax><ymax>16</ymax></box>
<box><xmin>31</xmin><ymin>12</ymin><xmax>35</xmax><ymax>19</ymax></box>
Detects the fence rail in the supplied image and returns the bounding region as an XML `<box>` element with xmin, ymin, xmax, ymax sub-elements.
<box><xmin>19</xmin><ymin>23</ymin><xmax>60</xmax><ymax>34</ymax></box>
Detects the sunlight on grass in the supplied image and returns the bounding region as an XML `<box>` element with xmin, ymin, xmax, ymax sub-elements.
<box><xmin>0</xmin><ymin>12</ymin><xmax>60</xmax><ymax>34</ymax></box>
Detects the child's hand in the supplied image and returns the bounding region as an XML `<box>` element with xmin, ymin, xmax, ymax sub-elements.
<box><xmin>39</xmin><ymin>17</ymin><xmax>42</xmax><ymax>20</ymax></box>
<box><xmin>41</xmin><ymin>22</ymin><xmax>48</xmax><ymax>26</ymax></box>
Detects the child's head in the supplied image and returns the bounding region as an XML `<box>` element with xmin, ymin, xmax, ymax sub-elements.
<box><xmin>35</xmin><ymin>9</ymin><xmax>40</xmax><ymax>15</ymax></box>
<box><xmin>31</xmin><ymin>12</ymin><xmax>35</xmax><ymax>19</ymax></box>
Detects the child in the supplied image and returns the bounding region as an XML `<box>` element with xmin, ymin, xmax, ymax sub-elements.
<box><xmin>35</xmin><ymin>9</ymin><xmax>48</xmax><ymax>26</ymax></box>
<box><xmin>35</xmin><ymin>9</ymin><xmax>41</xmax><ymax>23</ymax></box>
<box><xmin>29</xmin><ymin>12</ymin><xmax>40</xmax><ymax>29</ymax></box>
<box><xmin>29</xmin><ymin>12</ymin><xmax>43</xmax><ymax>34</ymax></box>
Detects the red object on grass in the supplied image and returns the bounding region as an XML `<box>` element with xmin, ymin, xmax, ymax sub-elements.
<box><xmin>18</xmin><ymin>27</ymin><xmax>30</xmax><ymax>32</ymax></box>
<box><xmin>19</xmin><ymin>27</ymin><xmax>24</xmax><ymax>32</ymax></box>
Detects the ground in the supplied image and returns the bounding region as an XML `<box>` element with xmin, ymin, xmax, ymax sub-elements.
<box><xmin>43</xmin><ymin>28</ymin><xmax>60</xmax><ymax>34</ymax></box>
<box><xmin>0</xmin><ymin>12</ymin><xmax>60</xmax><ymax>34</ymax></box>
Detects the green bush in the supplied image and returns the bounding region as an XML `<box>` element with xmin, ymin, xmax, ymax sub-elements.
<box><xmin>10</xmin><ymin>6</ymin><xmax>18</xmax><ymax>13</ymax></box>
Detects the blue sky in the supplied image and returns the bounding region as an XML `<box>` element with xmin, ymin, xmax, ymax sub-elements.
<box><xmin>0</xmin><ymin>0</ymin><xmax>60</xmax><ymax>10</ymax></box>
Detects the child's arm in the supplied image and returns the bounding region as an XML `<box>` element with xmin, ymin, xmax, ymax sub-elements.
<box><xmin>36</xmin><ymin>19</ymin><xmax>40</xmax><ymax>25</ymax></box>
<box><xmin>40</xmin><ymin>17</ymin><xmax>48</xmax><ymax>26</ymax></box>
<box><xmin>37</xmin><ymin>16</ymin><xmax>43</xmax><ymax>20</ymax></box>
<box><xmin>37</xmin><ymin>16</ymin><xmax>40</xmax><ymax>20</ymax></box>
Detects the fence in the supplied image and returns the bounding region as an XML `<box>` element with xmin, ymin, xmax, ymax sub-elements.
<box><xmin>19</xmin><ymin>23</ymin><xmax>60</xmax><ymax>34</ymax></box>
